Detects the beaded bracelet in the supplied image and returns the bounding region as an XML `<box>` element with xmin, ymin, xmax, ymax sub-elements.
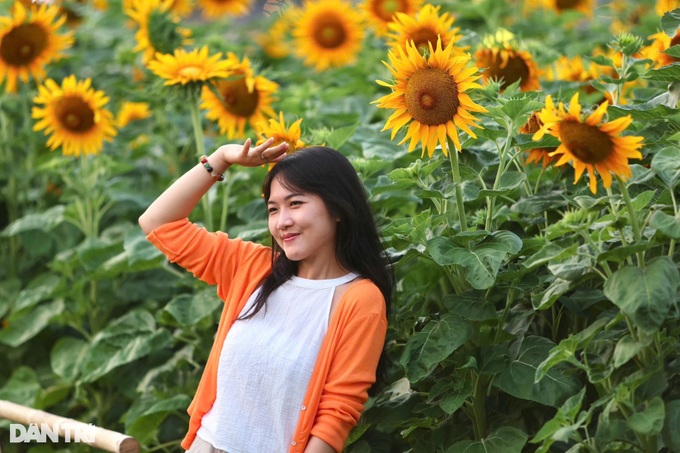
<box><xmin>200</xmin><ymin>155</ymin><xmax>225</xmax><ymax>182</ymax></box>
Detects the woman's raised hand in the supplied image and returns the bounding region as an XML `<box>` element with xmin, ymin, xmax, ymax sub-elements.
<box><xmin>218</xmin><ymin>137</ymin><xmax>289</xmax><ymax>168</ymax></box>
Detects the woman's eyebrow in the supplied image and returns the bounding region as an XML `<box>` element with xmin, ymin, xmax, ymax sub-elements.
<box><xmin>267</xmin><ymin>192</ymin><xmax>305</xmax><ymax>205</ymax></box>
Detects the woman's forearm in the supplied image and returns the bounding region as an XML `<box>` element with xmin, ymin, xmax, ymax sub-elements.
<box><xmin>304</xmin><ymin>435</ymin><xmax>337</xmax><ymax>453</ymax></box>
<box><xmin>138</xmin><ymin>138</ymin><xmax>288</xmax><ymax>235</ymax></box>
<box><xmin>138</xmin><ymin>147</ymin><xmax>230</xmax><ymax>235</ymax></box>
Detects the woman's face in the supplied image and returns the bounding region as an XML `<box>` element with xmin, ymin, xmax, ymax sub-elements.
<box><xmin>267</xmin><ymin>177</ymin><xmax>341</xmax><ymax>278</ymax></box>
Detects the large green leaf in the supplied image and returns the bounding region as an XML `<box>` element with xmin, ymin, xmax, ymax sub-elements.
<box><xmin>604</xmin><ymin>256</ymin><xmax>679</xmax><ymax>334</ymax></box>
<box><xmin>662</xmin><ymin>400</ymin><xmax>680</xmax><ymax>451</ymax></box>
<box><xmin>0</xmin><ymin>299</ymin><xmax>65</xmax><ymax>347</ymax></box>
<box><xmin>447</xmin><ymin>426</ymin><xmax>528</xmax><ymax>453</ymax></box>
<box><xmin>0</xmin><ymin>367</ymin><xmax>41</xmax><ymax>406</ymax></box>
<box><xmin>627</xmin><ymin>397</ymin><xmax>665</xmax><ymax>436</ymax></box>
<box><xmin>650</xmin><ymin>210</ymin><xmax>680</xmax><ymax>239</ymax></box>
<box><xmin>644</xmin><ymin>63</ymin><xmax>680</xmax><ymax>82</ymax></box>
<box><xmin>79</xmin><ymin>309</ymin><xmax>172</xmax><ymax>383</ymax></box>
<box><xmin>0</xmin><ymin>205</ymin><xmax>66</xmax><ymax>237</ymax></box>
<box><xmin>14</xmin><ymin>274</ymin><xmax>63</xmax><ymax>312</ymax></box>
<box><xmin>651</xmin><ymin>147</ymin><xmax>680</xmax><ymax>189</ymax></box>
<box><xmin>124</xmin><ymin>394</ymin><xmax>192</xmax><ymax>444</ymax></box>
<box><xmin>164</xmin><ymin>289</ymin><xmax>221</xmax><ymax>326</ymax></box>
<box><xmin>661</xmin><ymin>8</ymin><xmax>680</xmax><ymax>36</ymax></box>
<box><xmin>400</xmin><ymin>314</ymin><xmax>472</xmax><ymax>383</ymax></box>
<box><xmin>50</xmin><ymin>337</ymin><xmax>89</xmax><ymax>382</ymax></box>
<box><xmin>427</xmin><ymin>231</ymin><xmax>522</xmax><ymax>289</ymax></box>
<box><xmin>494</xmin><ymin>336</ymin><xmax>581</xmax><ymax>407</ymax></box>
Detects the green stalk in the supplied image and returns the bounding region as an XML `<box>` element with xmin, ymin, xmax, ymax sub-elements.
<box><xmin>447</xmin><ymin>139</ymin><xmax>468</xmax><ymax>232</ymax></box>
<box><xmin>615</xmin><ymin>175</ymin><xmax>644</xmax><ymax>267</ymax></box>
<box><xmin>219</xmin><ymin>173</ymin><xmax>233</xmax><ymax>232</ymax></box>
<box><xmin>188</xmin><ymin>90</ymin><xmax>213</xmax><ymax>231</ymax></box>
<box><xmin>471</xmin><ymin>374</ymin><xmax>489</xmax><ymax>440</ymax></box>
<box><xmin>669</xmin><ymin>188</ymin><xmax>677</xmax><ymax>257</ymax></box>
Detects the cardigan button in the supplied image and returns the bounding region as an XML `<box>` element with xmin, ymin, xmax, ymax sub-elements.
<box><xmin>291</xmin><ymin>441</ymin><xmax>297</xmax><ymax>446</ymax></box>
<box><xmin>301</xmin><ymin>405</ymin><xmax>306</xmax><ymax>410</ymax></box>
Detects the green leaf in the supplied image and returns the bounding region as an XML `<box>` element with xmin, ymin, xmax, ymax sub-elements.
<box><xmin>597</xmin><ymin>242</ymin><xmax>654</xmax><ymax>263</ymax></box>
<box><xmin>427</xmin><ymin>231</ymin><xmax>522</xmax><ymax>289</ymax></box>
<box><xmin>651</xmin><ymin>147</ymin><xmax>680</xmax><ymax>189</ymax></box>
<box><xmin>532</xmin><ymin>388</ymin><xmax>586</xmax><ymax>445</ymax></box>
<box><xmin>613</xmin><ymin>334</ymin><xmax>652</xmax><ymax>369</ymax></box>
<box><xmin>604</xmin><ymin>257</ymin><xmax>680</xmax><ymax>334</ymax></box>
<box><xmin>661</xmin><ymin>8</ymin><xmax>680</xmax><ymax>36</ymax></box>
<box><xmin>0</xmin><ymin>205</ymin><xmax>65</xmax><ymax>237</ymax></box>
<box><xmin>326</xmin><ymin>123</ymin><xmax>359</xmax><ymax>149</ymax></box>
<box><xmin>124</xmin><ymin>226</ymin><xmax>164</xmax><ymax>264</ymax></box>
<box><xmin>0</xmin><ymin>367</ymin><xmax>41</xmax><ymax>406</ymax></box>
<box><xmin>164</xmin><ymin>289</ymin><xmax>221</xmax><ymax>326</ymax></box>
<box><xmin>479</xmin><ymin>172</ymin><xmax>526</xmax><ymax>196</ymax></box>
<box><xmin>427</xmin><ymin>376</ymin><xmax>473</xmax><ymax>414</ymax></box>
<box><xmin>447</xmin><ymin>426</ymin><xmax>528</xmax><ymax>453</ymax></box>
<box><xmin>443</xmin><ymin>292</ymin><xmax>497</xmax><ymax>321</ymax></box>
<box><xmin>662</xmin><ymin>400</ymin><xmax>680</xmax><ymax>451</ymax></box>
<box><xmin>627</xmin><ymin>397</ymin><xmax>665</xmax><ymax>436</ymax></box>
<box><xmin>523</xmin><ymin>239</ymin><xmax>578</xmax><ymax>269</ymax></box>
<box><xmin>400</xmin><ymin>314</ymin><xmax>473</xmax><ymax>383</ymax></box>
<box><xmin>14</xmin><ymin>274</ymin><xmax>62</xmax><ymax>312</ymax></box>
<box><xmin>631</xmin><ymin>190</ymin><xmax>656</xmax><ymax>211</ymax></box>
<box><xmin>665</xmin><ymin>45</ymin><xmax>680</xmax><ymax>58</ymax></box>
<box><xmin>51</xmin><ymin>337</ymin><xmax>88</xmax><ymax>382</ymax></box>
<box><xmin>650</xmin><ymin>210</ymin><xmax>680</xmax><ymax>239</ymax></box>
<box><xmin>0</xmin><ymin>299</ymin><xmax>65</xmax><ymax>347</ymax></box>
<box><xmin>494</xmin><ymin>336</ymin><xmax>581</xmax><ymax>407</ymax></box>
<box><xmin>79</xmin><ymin>309</ymin><xmax>172</xmax><ymax>383</ymax></box>
<box><xmin>608</xmin><ymin>104</ymin><xmax>679</xmax><ymax>122</ymax></box>
<box><xmin>644</xmin><ymin>63</ymin><xmax>680</xmax><ymax>82</ymax></box>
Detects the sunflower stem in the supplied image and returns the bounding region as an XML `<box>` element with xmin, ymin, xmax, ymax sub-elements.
<box><xmin>615</xmin><ymin>175</ymin><xmax>644</xmax><ymax>267</ymax></box>
<box><xmin>188</xmin><ymin>89</ymin><xmax>213</xmax><ymax>231</ymax></box>
<box><xmin>447</xmin><ymin>140</ymin><xmax>468</xmax><ymax>232</ymax></box>
<box><xmin>219</xmin><ymin>172</ymin><xmax>233</xmax><ymax>232</ymax></box>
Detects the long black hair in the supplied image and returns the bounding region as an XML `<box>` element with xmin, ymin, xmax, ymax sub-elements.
<box><xmin>239</xmin><ymin>146</ymin><xmax>393</xmax><ymax>387</ymax></box>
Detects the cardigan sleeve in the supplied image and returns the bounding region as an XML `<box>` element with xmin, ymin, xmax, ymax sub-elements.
<box><xmin>146</xmin><ymin>217</ymin><xmax>271</xmax><ymax>287</ymax></box>
<box><xmin>310</xmin><ymin>285</ymin><xmax>388</xmax><ymax>452</ymax></box>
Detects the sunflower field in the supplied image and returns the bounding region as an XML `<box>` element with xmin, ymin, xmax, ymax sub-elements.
<box><xmin>1</xmin><ymin>0</ymin><xmax>680</xmax><ymax>451</ymax></box>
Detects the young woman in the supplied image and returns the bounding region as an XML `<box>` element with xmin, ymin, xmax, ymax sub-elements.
<box><xmin>139</xmin><ymin>138</ymin><xmax>392</xmax><ymax>453</ymax></box>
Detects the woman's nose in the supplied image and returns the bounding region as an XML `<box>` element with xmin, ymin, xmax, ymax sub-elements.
<box><xmin>277</xmin><ymin>210</ymin><xmax>293</xmax><ymax>229</ymax></box>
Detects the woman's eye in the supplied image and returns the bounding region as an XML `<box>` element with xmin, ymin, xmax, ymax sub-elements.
<box><xmin>268</xmin><ymin>207</ymin><xmax>277</xmax><ymax>214</ymax></box>
<box><xmin>290</xmin><ymin>201</ymin><xmax>301</xmax><ymax>207</ymax></box>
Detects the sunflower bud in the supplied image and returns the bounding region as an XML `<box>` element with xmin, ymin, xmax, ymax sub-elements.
<box><xmin>612</xmin><ymin>32</ymin><xmax>644</xmax><ymax>57</ymax></box>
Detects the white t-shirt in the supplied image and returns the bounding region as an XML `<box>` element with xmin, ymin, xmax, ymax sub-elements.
<box><xmin>197</xmin><ymin>273</ymin><xmax>358</xmax><ymax>453</ymax></box>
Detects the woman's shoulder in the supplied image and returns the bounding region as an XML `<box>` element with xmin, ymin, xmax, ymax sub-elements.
<box><xmin>339</xmin><ymin>278</ymin><xmax>386</xmax><ymax>318</ymax></box>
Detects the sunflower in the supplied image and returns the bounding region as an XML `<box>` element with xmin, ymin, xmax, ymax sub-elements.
<box><xmin>293</xmin><ymin>0</ymin><xmax>364</xmax><ymax>71</ymax></box>
<box><xmin>0</xmin><ymin>1</ymin><xmax>73</xmax><ymax>93</ymax></box>
<box><xmin>255</xmin><ymin>111</ymin><xmax>305</xmax><ymax>152</ymax></box>
<box><xmin>656</xmin><ymin>0</ymin><xmax>679</xmax><ymax>15</ymax></box>
<box><xmin>125</xmin><ymin>0</ymin><xmax>192</xmax><ymax>63</ymax></box>
<box><xmin>386</xmin><ymin>4</ymin><xmax>464</xmax><ymax>55</ymax></box>
<box><xmin>147</xmin><ymin>46</ymin><xmax>234</xmax><ymax>86</ymax></box>
<box><xmin>519</xmin><ymin>112</ymin><xmax>557</xmax><ymax>169</ymax></box>
<box><xmin>475</xmin><ymin>29</ymin><xmax>541</xmax><ymax>92</ymax></box>
<box><xmin>544</xmin><ymin>55</ymin><xmax>599</xmax><ymax>84</ymax></box>
<box><xmin>532</xmin><ymin>93</ymin><xmax>643</xmax><ymax>193</ymax></box>
<box><xmin>642</xmin><ymin>30</ymin><xmax>680</xmax><ymax>68</ymax></box>
<box><xmin>32</xmin><ymin>75</ymin><xmax>117</xmax><ymax>157</ymax></box>
<box><xmin>197</xmin><ymin>0</ymin><xmax>252</xmax><ymax>18</ymax></box>
<box><xmin>361</xmin><ymin>0</ymin><xmax>422</xmax><ymax>36</ymax></box>
<box><xmin>116</xmin><ymin>101</ymin><xmax>151</xmax><ymax>127</ymax></box>
<box><xmin>257</xmin><ymin>7</ymin><xmax>297</xmax><ymax>59</ymax></box>
<box><xmin>374</xmin><ymin>37</ymin><xmax>487</xmax><ymax>157</ymax></box>
<box><xmin>200</xmin><ymin>53</ymin><xmax>278</xmax><ymax>139</ymax></box>
<box><xmin>524</xmin><ymin>0</ymin><xmax>594</xmax><ymax>16</ymax></box>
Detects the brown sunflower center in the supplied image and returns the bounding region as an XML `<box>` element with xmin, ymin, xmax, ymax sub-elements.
<box><xmin>483</xmin><ymin>51</ymin><xmax>530</xmax><ymax>90</ymax></box>
<box><xmin>404</xmin><ymin>67</ymin><xmax>459</xmax><ymax>125</ymax></box>
<box><xmin>55</xmin><ymin>96</ymin><xmax>95</xmax><ymax>133</ymax></box>
<box><xmin>312</xmin><ymin>17</ymin><xmax>347</xmax><ymax>49</ymax></box>
<box><xmin>559</xmin><ymin>120</ymin><xmax>613</xmax><ymax>164</ymax></box>
<box><xmin>555</xmin><ymin>0</ymin><xmax>581</xmax><ymax>11</ymax></box>
<box><xmin>220</xmin><ymin>77</ymin><xmax>259</xmax><ymax>118</ymax></box>
<box><xmin>373</xmin><ymin>0</ymin><xmax>408</xmax><ymax>21</ymax></box>
<box><xmin>409</xmin><ymin>27</ymin><xmax>441</xmax><ymax>52</ymax></box>
<box><xmin>0</xmin><ymin>24</ymin><xmax>49</xmax><ymax>67</ymax></box>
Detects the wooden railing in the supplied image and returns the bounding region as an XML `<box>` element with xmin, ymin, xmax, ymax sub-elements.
<box><xmin>0</xmin><ymin>400</ymin><xmax>139</xmax><ymax>452</ymax></box>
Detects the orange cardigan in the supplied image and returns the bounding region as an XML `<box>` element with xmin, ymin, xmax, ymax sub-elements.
<box><xmin>147</xmin><ymin>218</ymin><xmax>387</xmax><ymax>453</ymax></box>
